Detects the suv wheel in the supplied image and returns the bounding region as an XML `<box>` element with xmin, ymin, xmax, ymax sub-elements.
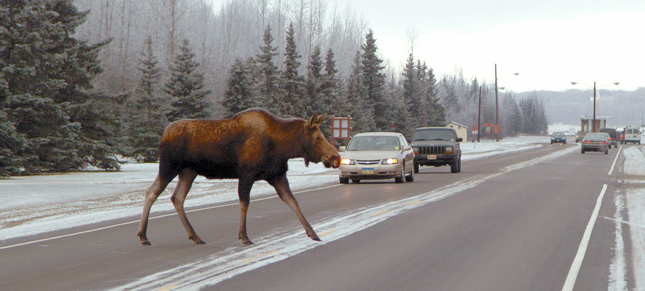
<box><xmin>450</xmin><ymin>159</ymin><xmax>459</xmax><ymax>173</ymax></box>
<box><xmin>414</xmin><ymin>162</ymin><xmax>419</xmax><ymax>173</ymax></box>
<box><xmin>339</xmin><ymin>177</ymin><xmax>349</xmax><ymax>184</ymax></box>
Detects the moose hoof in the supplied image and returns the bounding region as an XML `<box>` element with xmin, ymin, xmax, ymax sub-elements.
<box><xmin>188</xmin><ymin>236</ymin><xmax>205</xmax><ymax>245</ymax></box>
<box><xmin>312</xmin><ymin>237</ymin><xmax>322</xmax><ymax>242</ymax></box>
<box><xmin>141</xmin><ymin>240</ymin><xmax>152</xmax><ymax>246</ymax></box>
<box><xmin>242</xmin><ymin>240</ymin><xmax>254</xmax><ymax>245</ymax></box>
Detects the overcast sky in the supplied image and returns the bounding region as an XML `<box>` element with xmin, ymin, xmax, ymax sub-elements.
<box><xmin>342</xmin><ymin>0</ymin><xmax>645</xmax><ymax>92</ymax></box>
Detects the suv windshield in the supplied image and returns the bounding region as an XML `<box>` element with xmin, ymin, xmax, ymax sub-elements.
<box><xmin>347</xmin><ymin>136</ymin><xmax>401</xmax><ymax>151</ymax></box>
<box><xmin>413</xmin><ymin>130</ymin><xmax>454</xmax><ymax>141</ymax></box>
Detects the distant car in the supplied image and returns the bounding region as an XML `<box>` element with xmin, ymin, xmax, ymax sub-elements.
<box><xmin>410</xmin><ymin>127</ymin><xmax>462</xmax><ymax>173</ymax></box>
<box><xmin>551</xmin><ymin>132</ymin><xmax>566</xmax><ymax>144</ymax></box>
<box><xmin>599</xmin><ymin>128</ymin><xmax>618</xmax><ymax>148</ymax></box>
<box><xmin>581</xmin><ymin>133</ymin><xmax>609</xmax><ymax>154</ymax></box>
<box><xmin>575</xmin><ymin>131</ymin><xmax>584</xmax><ymax>143</ymax></box>
<box><xmin>338</xmin><ymin>132</ymin><xmax>415</xmax><ymax>184</ymax></box>
<box><xmin>624</xmin><ymin>127</ymin><xmax>642</xmax><ymax>144</ymax></box>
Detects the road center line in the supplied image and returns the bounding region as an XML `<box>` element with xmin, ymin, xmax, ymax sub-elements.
<box><xmin>562</xmin><ymin>184</ymin><xmax>608</xmax><ymax>291</ymax></box>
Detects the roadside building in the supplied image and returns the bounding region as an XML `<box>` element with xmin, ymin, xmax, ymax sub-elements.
<box><xmin>446</xmin><ymin>122</ymin><xmax>468</xmax><ymax>141</ymax></box>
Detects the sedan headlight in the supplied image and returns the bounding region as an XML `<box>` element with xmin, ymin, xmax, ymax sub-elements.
<box><xmin>445</xmin><ymin>146</ymin><xmax>453</xmax><ymax>154</ymax></box>
<box><xmin>381</xmin><ymin>158</ymin><xmax>399</xmax><ymax>165</ymax></box>
<box><xmin>340</xmin><ymin>158</ymin><xmax>355</xmax><ymax>165</ymax></box>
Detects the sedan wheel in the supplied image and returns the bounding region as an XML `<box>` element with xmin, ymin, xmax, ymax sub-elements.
<box><xmin>405</xmin><ymin>166</ymin><xmax>415</xmax><ymax>182</ymax></box>
<box><xmin>395</xmin><ymin>165</ymin><xmax>405</xmax><ymax>183</ymax></box>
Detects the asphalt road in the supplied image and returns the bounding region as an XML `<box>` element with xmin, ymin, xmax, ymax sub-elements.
<box><xmin>1</xmin><ymin>141</ymin><xmax>631</xmax><ymax>290</ymax></box>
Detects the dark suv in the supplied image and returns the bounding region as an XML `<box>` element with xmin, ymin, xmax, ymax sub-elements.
<box><xmin>599</xmin><ymin>128</ymin><xmax>617</xmax><ymax>148</ymax></box>
<box><xmin>411</xmin><ymin>127</ymin><xmax>462</xmax><ymax>173</ymax></box>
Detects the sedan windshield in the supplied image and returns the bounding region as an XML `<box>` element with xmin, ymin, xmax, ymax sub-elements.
<box><xmin>347</xmin><ymin>136</ymin><xmax>401</xmax><ymax>151</ymax></box>
<box><xmin>585</xmin><ymin>134</ymin><xmax>606</xmax><ymax>141</ymax></box>
<box><xmin>552</xmin><ymin>132</ymin><xmax>564</xmax><ymax>137</ymax></box>
<box><xmin>413</xmin><ymin>130</ymin><xmax>454</xmax><ymax>141</ymax></box>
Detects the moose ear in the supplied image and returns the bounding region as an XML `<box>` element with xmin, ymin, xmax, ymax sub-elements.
<box><xmin>305</xmin><ymin>112</ymin><xmax>318</xmax><ymax>129</ymax></box>
<box><xmin>316</xmin><ymin>113</ymin><xmax>327</xmax><ymax>125</ymax></box>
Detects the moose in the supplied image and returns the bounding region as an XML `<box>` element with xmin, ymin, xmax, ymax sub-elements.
<box><xmin>137</xmin><ymin>108</ymin><xmax>341</xmax><ymax>245</ymax></box>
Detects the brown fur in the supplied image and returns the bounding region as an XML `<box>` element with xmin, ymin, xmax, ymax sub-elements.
<box><xmin>137</xmin><ymin>108</ymin><xmax>341</xmax><ymax>245</ymax></box>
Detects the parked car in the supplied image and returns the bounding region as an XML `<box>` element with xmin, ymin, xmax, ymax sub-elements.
<box><xmin>624</xmin><ymin>127</ymin><xmax>642</xmax><ymax>144</ymax></box>
<box><xmin>410</xmin><ymin>127</ymin><xmax>462</xmax><ymax>173</ymax></box>
<box><xmin>599</xmin><ymin>128</ymin><xmax>618</xmax><ymax>148</ymax></box>
<box><xmin>338</xmin><ymin>132</ymin><xmax>415</xmax><ymax>184</ymax></box>
<box><xmin>575</xmin><ymin>131</ymin><xmax>584</xmax><ymax>143</ymax></box>
<box><xmin>551</xmin><ymin>132</ymin><xmax>566</xmax><ymax>144</ymax></box>
<box><xmin>581</xmin><ymin>133</ymin><xmax>609</xmax><ymax>154</ymax></box>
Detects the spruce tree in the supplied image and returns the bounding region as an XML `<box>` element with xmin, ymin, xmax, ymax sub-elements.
<box><xmin>361</xmin><ymin>30</ymin><xmax>387</xmax><ymax>131</ymax></box>
<box><xmin>305</xmin><ymin>45</ymin><xmax>324</xmax><ymax>117</ymax></box>
<box><xmin>402</xmin><ymin>53</ymin><xmax>419</xmax><ymax>129</ymax></box>
<box><xmin>280</xmin><ymin>23</ymin><xmax>305</xmax><ymax>117</ymax></box>
<box><xmin>222</xmin><ymin>58</ymin><xmax>257</xmax><ymax>118</ymax></box>
<box><xmin>1</xmin><ymin>0</ymin><xmax>116</xmax><ymax>173</ymax></box>
<box><xmin>346</xmin><ymin>51</ymin><xmax>374</xmax><ymax>133</ymax></box>
<box><xmin>419</xmin><ymin>62</ymin><xmax>445</xmax><ymax>126</ymax></box>
<box><xmin>165</xmin><ymin>39</ymin><xmax>211</xmax><ymax>122</ymax></box>
<box><xmin>257</xmin><ymin>25</ymin><xmax>280</xmax><ymax>113</ymax></box>
<box><xmin>322</xmin><ymin>49</ymin><xmax>345</xmax><ymax>116</ymax></box>
<box><xmin>129</xmin><ymin>36</ymin><xmax>167</xmax><ymax>162</ymax></box>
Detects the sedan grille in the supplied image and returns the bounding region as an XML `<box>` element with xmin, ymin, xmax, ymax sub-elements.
<box><xmin>417</xmin><ymin>146</ymin><xmax>445</xmax><ymax>154</ymax></box>
<box><xmin>357</xmin><ymin>159</ymin><xmax>381</xmax><ymax>165</ymax></box>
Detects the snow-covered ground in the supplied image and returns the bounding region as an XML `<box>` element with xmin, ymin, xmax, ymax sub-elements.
<box><xmin>618</xmin><ymin>146</ymin><xmax>645</xmax><ymax>290</ymax></box>
<box><xmin>0</xmin><ymin>135</ymin><xmax>549</xmax><ymax>241</ymax></box>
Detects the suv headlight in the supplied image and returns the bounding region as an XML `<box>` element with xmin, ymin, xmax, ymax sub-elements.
<box><xmin>340</xmin><ymin>158</ymin><xmax>355</xmax><ymax>165</ymax></box>
<box><xmin>412</xmin><ymin>147</ymin><xmax>419</xmax><ymax>154</ymax></box>
<box><xmin>381</xmin><ymin>158</ymin><xmax>398</xmax><ymax>165</ymax></box>
<box><xmin>445</xmin><ymin>146</ymin><xmax>453</xmax><ymax>154</ymax></box>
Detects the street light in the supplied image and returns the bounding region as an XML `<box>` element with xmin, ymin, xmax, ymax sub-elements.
<box><xmin>494</xmin><ymin>64</ymin><xmax>519</xmax><ymax>141</ymax></box>
<box><xmin>570</xmin><ymin>81</ymin><xmax>620</xmax><ymax>132</ymax></box>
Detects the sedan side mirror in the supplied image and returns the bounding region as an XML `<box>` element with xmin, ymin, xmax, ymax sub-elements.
<box><xmin>339</xmin><ymin>146</ymin><xmax>346</xmax><ymax>152</ymax></box>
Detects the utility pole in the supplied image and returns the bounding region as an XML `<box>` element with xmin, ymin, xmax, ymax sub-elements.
<box><xmin>494</xmin><ymin>64</ymin><xmax>499</xmax><ymax>142</ymax></box>
<box><xmin>478</xmin><ymin>86</ymin><xmax>482</xmax><ymax>142</ymax></box>
<box><xmin>592</xmin><ymin>81</ymin><xmax>597</xmax><ymax>132</ymax></box>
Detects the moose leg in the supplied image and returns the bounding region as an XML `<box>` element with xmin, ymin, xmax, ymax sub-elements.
<box><xmin>170</xmin><ymin>169</ymin><xmax>204</xmax><ymax>244</ymax></box>
<box><xmin>138</xmin><ymin>174</ymin><xmax>172</xmax><ymax>245</ymax></box>
<box><xmin>237</xmin><ymin>177</ymin><xmax>255</xmax><ymax>245</ymax></box>
<box><xmin>269</xmin><ymin>174</ymin><xmax>321</xmax><ymax>242</ymax></box>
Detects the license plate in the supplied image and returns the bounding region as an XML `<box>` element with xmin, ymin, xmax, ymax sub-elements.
<box><xmin>362</xmin><ymin>168</ymin><xmax>374</xmax><ymax>174</ymax></box>
<box><xmin>427</xmin><ymin>155</ymin><xmax>437</xmax><ymax>160</ymax></box>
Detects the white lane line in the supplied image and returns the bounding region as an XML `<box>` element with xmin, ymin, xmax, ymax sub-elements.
<box><xmin>608</xmin><ymin>146</ymin><xmax>622</xmax><ymax>176</ymax></box>
<box><xmin>0</xmin><ymin>184</ymin><xmax>340</xmax><ymax>250</ymax></box>
<box><xmin>562</xmin><ymin>184</ymin><xmax>608</xmax><ymax>291</ymax></box>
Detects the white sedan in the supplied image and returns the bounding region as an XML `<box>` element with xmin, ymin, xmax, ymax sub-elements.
<box><xmin>338</xmin><ymin>132</ymin><xmax>415</xmax><ymax>184</ymax></box>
